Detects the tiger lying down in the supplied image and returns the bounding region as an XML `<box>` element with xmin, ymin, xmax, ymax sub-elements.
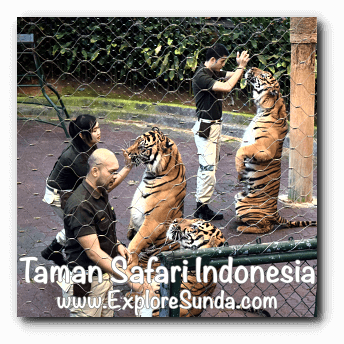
<box><xmin>125</xmin><ymin>128</ymin><xmax>226</xmax><ymax>317</ymax></box>
<box><xmin>235</xmin><ymin>67</ymin><xmax>317</xmax><ymax>234</ymax></box>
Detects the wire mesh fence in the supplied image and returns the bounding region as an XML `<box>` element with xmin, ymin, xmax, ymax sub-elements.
<box><xmin>16</xmin><ymin>17</ymin><xmax>317</xmax><ymax>318</ymax></box>
<box><xmin>158</xmin><ymin>238</ymin><xmax>317</xmax><ymax>317</ymax></box>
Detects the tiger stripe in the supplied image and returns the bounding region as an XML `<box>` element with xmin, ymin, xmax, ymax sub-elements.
<box><xmin>235</xmin><ymin>68</ymin><xmax>317</xmax><ymax>234</ymax></box>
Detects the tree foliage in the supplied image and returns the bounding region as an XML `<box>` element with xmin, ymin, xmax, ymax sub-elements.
<box><xmin>17</xmin><ymin>17</ymin><xmax>291</xmax><ymax>93</ymax></box>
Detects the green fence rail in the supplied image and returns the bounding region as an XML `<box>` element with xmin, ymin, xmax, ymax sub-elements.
<box><xmin>158</xmin><ymin>237</ymin><xmax>317</xmax><ymax>317</ymax></box>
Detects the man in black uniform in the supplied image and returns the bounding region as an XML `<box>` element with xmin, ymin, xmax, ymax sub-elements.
<box><xmin>192</xmin><ymin>43</ymin><xmax>249</xmax><ymax>221</ymax></box>
<box><xmin>62</xmin><ymin>148</ymin><xmax>156</xmax><ymax>317</ymax></box>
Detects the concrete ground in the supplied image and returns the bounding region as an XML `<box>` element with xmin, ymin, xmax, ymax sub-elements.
<box><xmin>17</xmin><ymin>118</ymin><xmax>317</xmax><ymax>318</ymax></box>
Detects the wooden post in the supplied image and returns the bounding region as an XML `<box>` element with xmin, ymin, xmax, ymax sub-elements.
<box><xmin>288</xmin><ymin>17</ymin><xmax>317</xmax><ymax>203</ymax></box>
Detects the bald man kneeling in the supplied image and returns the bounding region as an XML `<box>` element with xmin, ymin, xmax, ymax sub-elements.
<box><xmin>61</xmin><ymin>148</ymin><xmax>157</xmax><ymax>317</ymax></box>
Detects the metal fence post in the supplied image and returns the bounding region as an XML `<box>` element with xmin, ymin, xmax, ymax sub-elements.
<box><xmin>159</xmin><ymin>260</ymin><xmax>170</xmax><ymax>317</ymax></box>
<box><xmin>314</xmin><ymin>290</ymin><xmax>317</xmax><ymax>317</ymax></box>
<box><xmin>158</xmin><ymin>253</ymin><xmax>183</xmax><ymax>317</ymax></box>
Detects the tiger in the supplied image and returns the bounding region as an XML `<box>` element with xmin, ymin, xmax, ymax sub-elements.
<box><xmin>124</xmin><ymin>127</ymin><xmax>225</xmax><ymax>317</ymax></box>
<box><xmin>234</xmin><ymin>67</ymin><xmax>317</xmax><ymax>234</ymax></box>
<box><xmin>144</xmin><ymin>217</ymin><xmax>226</xmax><ymax>317</ymax></box>
<box><xmin>165</xmin><ymin>218</ymin><xmax>226</xmax><ymax>317</ymax></box>
<box><xmin>167</xmin><ymin>217</ymin><xmax>226</xmax><ymax>250</ymax></box>
<box><xmin>125</xmin><ymin>127</ymin><xmax>186</xmax><ymax>270</ymax></box>
<box><xmin>165</xmin><ymin>218</ymin><xmax>270</xmax><ymax>318</ymax></box>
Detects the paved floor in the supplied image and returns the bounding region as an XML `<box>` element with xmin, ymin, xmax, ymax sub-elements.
<box><xmin>17</xmin><ymin>119</ymin><xmax>317</xmax><ymax>317</ymax></box>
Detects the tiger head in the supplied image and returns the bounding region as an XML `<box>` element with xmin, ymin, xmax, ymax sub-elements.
<box><xmin>167</xmin><ymin>218</ymin><xmax>226</xmax><ymax>250</ymax></box>
<box><xmin>126</xmin><ymin>127</ymin><xmax>175</xmax><ymax>174</ymax></box>
<box><xmin>245</xmin><ymin>67</ymin><xmax>281</xmax><ymax>107</ymax></box>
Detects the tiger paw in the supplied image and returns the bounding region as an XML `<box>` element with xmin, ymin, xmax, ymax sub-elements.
<box><xmin>237</xmin><ymin>225</ymin><xmax>247</xmax><ymax>233</ymax></box>
<box><xmin>237</xmin><ymin>225</ymin><xmax>271</xmax><ymax>234</ymax></box>
<box><xmin>237</xmin><ymin>225</ymin><xmax>260</xmax><ymax>234</ymax></box>
<box><xmin>127</xmin><ymin>228</ymin><xmax>137</xmax><ymax>240</ymax></box>
<box><xmin>235</xmin><ymin>160</ymin><xmax>245</xmax><ymax>174</ymax></box>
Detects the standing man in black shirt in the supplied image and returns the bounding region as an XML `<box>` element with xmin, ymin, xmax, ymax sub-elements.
<box><xmin>192</xmin><ymin>44</ymin><xmax>249</xmax><ymax>221</ymax></box>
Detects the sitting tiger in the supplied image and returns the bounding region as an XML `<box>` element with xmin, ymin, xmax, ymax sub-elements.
<box><xmin>125</xmin><ymin>127</ymin><xmax>186</xmax><ymax>271</ymax></box>
<box><xmin>125</xmin><ymin>128</ymin><xmax>225</xmax><ymax>317</ymax></box>
<box><xmin>235</xmin><ymin>67</ymin><xmax>317</xmax><ymax>234</ymax></box>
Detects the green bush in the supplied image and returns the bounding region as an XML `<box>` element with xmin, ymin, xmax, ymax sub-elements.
<box><xmin>17</xmin><ymin>17</ymin><xmax>291</xmax><ymax>95</ymax></box>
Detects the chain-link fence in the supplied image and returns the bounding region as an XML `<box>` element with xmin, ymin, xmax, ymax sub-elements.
<box><xmin>17</xmin><ymin>17</ymin><xmax>317</xmax><ymax>318</ymax></box>
<box><xmin>158</xmin><ymin>238</ymin><xmax>317</xmax><ymax>317</ymax></box>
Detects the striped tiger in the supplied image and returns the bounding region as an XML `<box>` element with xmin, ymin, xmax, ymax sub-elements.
<box><xmin>167</xmin><ymin>218</ymin><xmax>270</xmax><ymax>317</ymax></box>
<box><xmin>125</xmin><ymin>127</ymin><xmax>186</xmax><ymax>271</ymax></box>
<box><xmin>235</xmin><ymin>67</ymin><xmax>317</xmax><ymax>234</ymax></box>
<box><xmin>165</xmin><ymin>217</ymin><xmax>226</xmax><ymax>317</ymax></box>
<box><xmin>136</xmin><ymin>217</ymin><xmax>226</xmax><ymax>317</ymax></box>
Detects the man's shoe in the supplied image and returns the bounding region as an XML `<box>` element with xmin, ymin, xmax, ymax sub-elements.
<box><xmin>41</xmin><ymin>238</ymin><xmax>67</xmax><ymax>266</ymax></box>
<box><xmin>194</xmin><ymin>202</ymin><xmax>224</xmax><ymax>221</ymax></box>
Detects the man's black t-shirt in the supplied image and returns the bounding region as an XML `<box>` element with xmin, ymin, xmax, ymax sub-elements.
<box><xmin>192</xmin><ymin>64</ymin><xmax>227</xmax><ymax>121</ymax></box>
<box><xmin>64</xmin><ymin>179</ymin><xmax>118</xmax><ymax>272</ymax></box>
